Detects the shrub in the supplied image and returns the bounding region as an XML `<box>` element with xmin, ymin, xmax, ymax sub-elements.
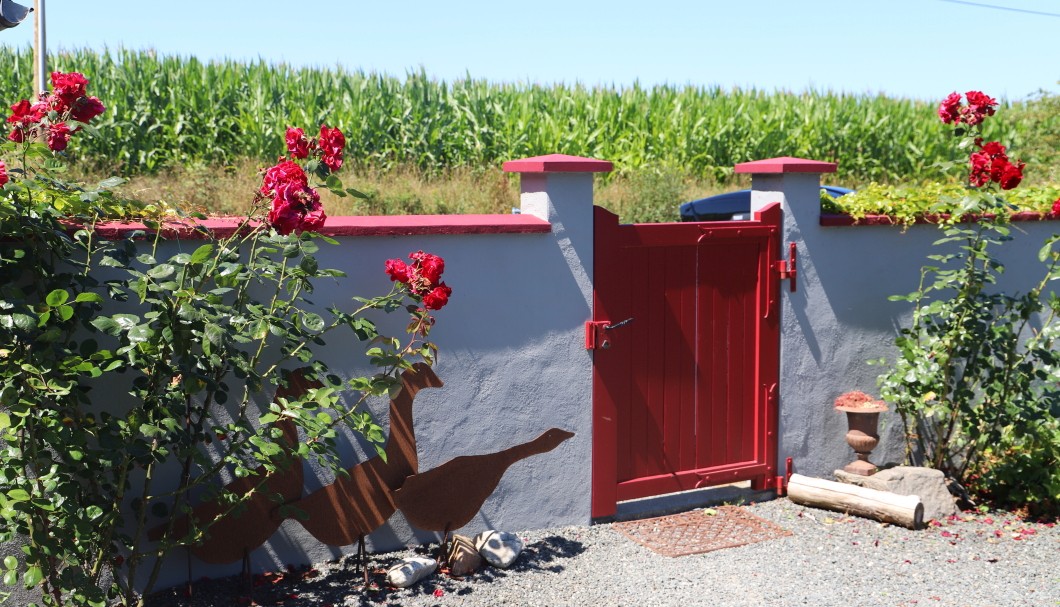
<box><xmin>876</xmin><ymin>91</ymin><xmax>1060</xmax><ymax>516</ymax></box>
<box><xmin>0</xmin><ymin>72</ymin><xmax>451</xmax><ymax>606</ymax></box>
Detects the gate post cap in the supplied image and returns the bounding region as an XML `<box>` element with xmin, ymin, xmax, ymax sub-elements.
<box><xmin>735</xmin><ymin>157</ymin><xmax>837</xmax><ymax>174</ymax></box>
<box><xmin>503</xmin><ymin>154</ymin><xmax>614</xmax><ymax>174</ymax></box>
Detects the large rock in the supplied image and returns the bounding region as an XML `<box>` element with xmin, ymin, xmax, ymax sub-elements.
<box><xmin>474</xmin><ymin>530</ymin><xmax>525</xmax><ymax>569</ymax></box>
<box><xmin>385</xmin><ymin>557</ymin><xmax>437</xmax><ymax>588</ymax></box>
<box><xmin>835</xmin><ymin>466</ymin><xmax>957</xmax><ymax>522</ymax></box>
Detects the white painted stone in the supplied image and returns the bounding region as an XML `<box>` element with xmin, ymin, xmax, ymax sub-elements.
<box><xmin>835</xmin><ymin>466</ymin><xmax>958</xmax><ymax>522</ymax></box>
<box><xmin>474</xmin><ymin>530</ymin><xmax>525</xmax><ymax>569</ymax></box>
<box><xmin>385</xmin><ymin>557</ymin><xmax>437</xmax><ymax>589</ymax></box>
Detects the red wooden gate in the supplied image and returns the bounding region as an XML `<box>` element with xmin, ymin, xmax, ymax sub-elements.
<box><xmin>590</xmin><ymin>203</ymin><xmax>784</xmax><ymax>518</ymax></box>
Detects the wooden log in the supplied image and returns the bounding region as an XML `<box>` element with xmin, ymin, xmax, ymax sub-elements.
<box><xmin>787</xmin><ymin>473</ymin><xmax>924</xmax><ymax>529</ymax></box>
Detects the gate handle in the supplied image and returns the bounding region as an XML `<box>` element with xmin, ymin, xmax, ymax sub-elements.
<box><xmin>605</xmin><ymin>318</ymin><xmax>633</xmax><ymax>330</ymax></box>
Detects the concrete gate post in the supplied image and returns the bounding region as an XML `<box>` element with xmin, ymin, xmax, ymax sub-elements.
<box><xmin>735</xmin><ymin>156</ymin><xmax>838</xmax><ymax>483</ymax></box>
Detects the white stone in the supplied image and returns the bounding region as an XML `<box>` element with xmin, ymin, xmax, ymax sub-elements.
<box><xmin>474</xmin><ymin>530</ymin><xmax>525</xmax><ymax>569</ymax></box>
<box><xmin>385</xmin><ymin>557</ymin><xmax>437</xmax><ymax>588</ymax></box>
<box><xmin>835</xmin><ymin>466</ymin><xmax>958</xmax><ymax>522</ymax></box>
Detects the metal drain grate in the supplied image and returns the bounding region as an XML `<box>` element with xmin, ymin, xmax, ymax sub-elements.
<box><xmin>612</xmin><ymin>505</ymin><xmax>792</xmax><ymax>557</ymax></box>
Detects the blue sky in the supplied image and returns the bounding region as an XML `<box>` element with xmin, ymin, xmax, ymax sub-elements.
<box><xmin>1</xmin><ymin>0</ymin><xmax>1058</xmax><ymax>101</ymax></box>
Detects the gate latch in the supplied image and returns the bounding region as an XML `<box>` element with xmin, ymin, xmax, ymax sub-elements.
<box><xmin>585</xmin><ymin>318</ymin><xmax>634</xmax><ymax>350</ymax></box>
<box><xmin>774</xmin><ymin>242</ymin><xmax>797</xmax><ymax>292</ymax></box>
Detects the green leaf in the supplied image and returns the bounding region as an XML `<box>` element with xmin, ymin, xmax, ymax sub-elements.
<box><xmin>300</xmin><ymin>312</ymin><xmax>325</xmax><ymax>332</ymax></box>
<box><xmin>127</xmin><ymin>325</ymin><xmax>153</xmax><ymax>344</ymax></box>
<box><xmin>251</xmin><ymin>320</ymin><xmax>269</xmax><ymax>340</ymax></box>
<box><xmin>98</xmin><ymin>176</ymin><xmax>126</xmax><ymax>189</ymax></box>
<box><xmin>0</xmin><ymin>413</ymin><xmax>9</xmax><ymax>430</ymax></box>
<box><xmin>90</xmin><ymin>317</ymin><xmax>120</xmax><ymax>335</ymax></box>
<box><xmin>74</xmin><ymin>292</ymin><xmax>103</xmax><ymax>303</ymax></box>
<box><xmin>259</xmin><ymin>413</ymin><xmax>279</xmax><ymax>425</ymax></box>
<box><xmin>204</xmin><ymin>323</ymin><xmax>224</xmax><ymax>346</ymax></box>
<box><xmin>191</xmin><ymin>244</ymin><xmax>215</xmax><ymax>264</ymax></box>
<box><xmin>6</xmin><ymin>490</ymin><xmax>29</xmax><ymax>502</ymax></box>
<box><xmin>3</xmin><ymin>569</ymin><xmax>15</xmax><ymax>587</ymax></box>
<box><xmin>147</xmin><ymin>264</ymin><xmax>176</xmax><ymax>280</ymax></box>
<box><xmin>112</xmin><ymin>314</ymin><xmax>140</xmax><ymax>330</ymax></box>
<box><xmin>346</xmin><ymin>188</ymin><xmax>369</xmax><ymax>199</ymax></box>
<box><xmin>9</xmin><ymin>314</ymin><xmax>36</xmax><ymax>331</ymax></box>
<box><xmin>3</xmin><ymin>556</ymin><xmax>15</xmax><ymax>570</ymax></box>
<box><xmin>44</xmin><ymin>289</ymin><xmax>69</xmax><ymax>307</ymax></box>
<box><xmin>1038</xmin><ymin>239</ymin><xmax>1055</xmax><ymax>264</ymax></box>
<box><xmin>22</xmin><ymin>565</ymin><xmax>41</xmax><ymax>588</ymax></box>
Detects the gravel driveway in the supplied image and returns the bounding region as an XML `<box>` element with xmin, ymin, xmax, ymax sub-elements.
<box><xmin>146</xmin><ymin>498</ymin><xmax>1059</xmax><ymax>607</ymax></box>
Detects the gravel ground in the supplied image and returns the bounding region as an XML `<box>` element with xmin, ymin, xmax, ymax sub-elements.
<box><xmin>145</xmin><ymin>498</ymin><xmax>1059</xmax><ymax>607</ymax></box>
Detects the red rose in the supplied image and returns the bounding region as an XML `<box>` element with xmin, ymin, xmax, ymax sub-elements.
<box><xmin>260</xmin><ymin>160</ymin><xmax>308</xmax><ymax>196</ymax></box>
<box><xmin>7</xmin><ymin>127</ymin><xmax>24</xmax><ymax>143</ymax></box>
<box><xmin>7</xmin><ymin>99</ymin><xmax>32</xmax><ymax>124</ymax></box>
<box><xmin>422</xmin><ymin>283</ymin><xmax>452</xmax><ymax>310</ymax></box>
<box><xmin>968</xmin><ymin>150</ymin><xmax>991</xmax><ymax>187</ymax></box>
<box><xmin>70</xmin><ymin>96</ymin><xmax>105</xmax><ymax>123</ymax></box>
<box><xmin>988</xmin><ymin>156</ymin><xmax>1006</xmax><ymax>183</ymax></box>
<box><xmin>958</xmin><ymin>91</ymin><xmax>998</xmax><ymax>126</ymax></box>
<box><xmin>267</xmin><ymin>182</ymin><xmax>324</xmax><ymax>235</ymax></box>
<box><xmin>300</xmin><ymin>200</ymin><xmax>327</xmax><ymax>232</ymax></box>
<box><xmin>411</xmin><ymin>252</ymin><xmax>444</xmax><ymax>286</ymax></box>
<box><xmin>47</xmin><ymin>122</ymin><xmax>71</xmax><ymax>151</ymax></box>
<box><xmin>385</xmin><ymin>259</ymin><xmax>410</xmax><ymax>283</ymax></box>
<box><xmin>1051</xmin><ymin>198</ymin><xmax>1060</xmax><ymax>217</ymax></box>
<box><xmin>964</xmin><ymin>90</ymin><xmax>997</xmax><ymax>114</ymax></box>
<box><xmin>50</xmin><ymin>71</ymin><xmax>88</xmax><ymax>108</ymax></box>
<box><xmin>0</xmin><ymin>160</ymin><xmax>8</xmax><ymax>186</ymax></box>
<box><xmin>285</xmin><ymin>126</ymin><xmax>309</xmax><ymax>159</ymax></box>
<box><xmin>998</xmin><ymin>161</ymin><xmax>1024</xmax><ymax>190</ymax></box>
<box><xmin>937</xmin><ymin>92</ymin><xmax>962</xmax><ymax>124</ymax></box>
<box><xmin>318</xmin><ymin>125</ymin><xmax>345</xmax><ymax>172</ymax></box>
<box><xmin>267</xmin><ymin>196</ymin><xmax>303</xmax><ymax>236</ymax></box>
<box><xmin>980</xmin><ymin>141</ymin><xmax>1006</xmax><ymax>157</ymax></box>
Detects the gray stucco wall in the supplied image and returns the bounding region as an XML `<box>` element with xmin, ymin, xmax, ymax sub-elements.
<box><xmin>751</xmin><ymin>172</ymin><xmax>1060</xmax><ymax>480</ymax></box>
<box><xmin>128</xmin><ymin>172</ymin><xmax>599</xmax><ymax>588</ymax></box>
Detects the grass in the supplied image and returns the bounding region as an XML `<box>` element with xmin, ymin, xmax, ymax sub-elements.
<box><xmin>71</xmin><ymin>162</ymin><xmax>742</xmax><ymax>223</ymax></box>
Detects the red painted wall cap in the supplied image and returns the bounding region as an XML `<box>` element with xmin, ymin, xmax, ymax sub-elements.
<box><xmin>734</xmin><ymin>156</ymin><xmax>838</xmax><ymax>174</ymax></box>
<box><xmin>502</xmin><ymin>154</ymin><xmax>614</xmax><ymax>174</ymax></box>
<box><xmin>85</xmin><ymin>214</ymin><xmax>551</xmax><ymax>240</ymax></box>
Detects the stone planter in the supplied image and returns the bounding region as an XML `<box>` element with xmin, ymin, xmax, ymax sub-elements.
<box><xmin>836</xmin><ymin>403</ymin><xmax>888</xmax><ymax>475</ymax></box>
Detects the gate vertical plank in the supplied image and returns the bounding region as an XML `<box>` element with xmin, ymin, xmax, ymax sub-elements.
<box><xmin>677</xmin><ymin>248</ymin><xmax>698</xmax><ymax>473</ymax></box>
<box><xmin>662</xmin><ymin>247</ymin><xmax>692</xmax><ymax>476</ymax></box>
<box><xmin>591</xmin><ymin>206</ymin><xmax>620</xmax><ymax>518</ymax></box>
<box><xmin>729</xmin><ymin>241</ymin><xmax>752</xmax><ymax>464</ymax></box>
<box><xmin>639</xmin><ymin>246</ymin><xmax>667</xmax><ymax>480</ymax></box>
<box><xmin>709</xmin><ymin>247</ymin><xmax>733</xmax><ymax>468</ymax></box>
<box><xmin>695</xmin><ymin>241</ymin><xmax>717</xmax><ymax>470</ymax></box>
<box><xmin>622</xmin><ymin>244</ymin><xmax>649</xmax><ymax>483</ymax></box>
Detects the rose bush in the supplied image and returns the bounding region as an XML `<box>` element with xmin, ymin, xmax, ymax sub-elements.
<box><xmin>877</xmin><ymin>91</ymin><xmax>1060</xmax><ymax>517</ymax></box>
<box><xmin>0</xmin><ymin>73</ymin><xmax>452</xmax><ymax>607</ymax></box>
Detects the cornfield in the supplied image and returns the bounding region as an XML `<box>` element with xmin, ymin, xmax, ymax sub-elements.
<box><xmin>0</xmin><ymin>46</ymin><xmax>1038</xmax><ymax>182</ymax></box>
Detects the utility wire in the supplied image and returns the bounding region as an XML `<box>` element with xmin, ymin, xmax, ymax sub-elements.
<box><xmin>937</xmin><ymin>0</ymin><xmax>1060</xmax><ymax>18</ymax></box>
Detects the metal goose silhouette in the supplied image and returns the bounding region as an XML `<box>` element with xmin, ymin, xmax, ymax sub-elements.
<box><xmin>286</xmin><ymin>362</ymin><xmax>442</xmax><ymax>545</ymax></box>
<box><xmin>393</xmin><ymin>427</ymin><xmax>575</xmax><ymax>536</ymax></box>
<box><xmin>148</xmin><ymin>369</ymin><xmax>318</xmax><ymax>564</ymax></box>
